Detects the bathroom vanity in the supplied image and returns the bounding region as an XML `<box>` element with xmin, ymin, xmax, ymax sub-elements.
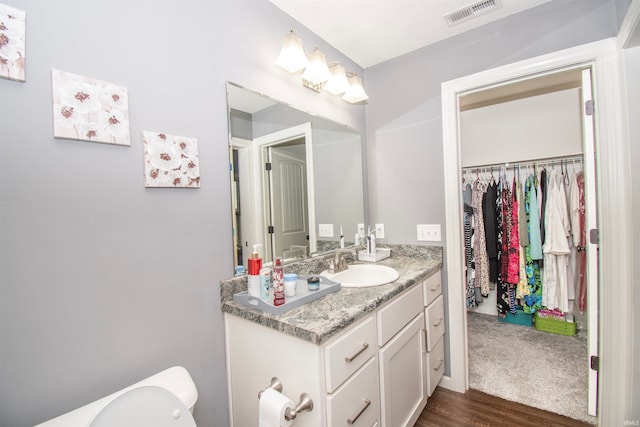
<box><xmin>221</xmin><ymin>246</ymin><xmax>443</xmax><ymax>427</ymax></box>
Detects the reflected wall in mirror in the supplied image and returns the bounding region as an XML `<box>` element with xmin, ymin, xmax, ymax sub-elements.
<box><xmin>226</xmin><ymin>82</ymin><xmax>365</xmax><ymax>270</ymax></box>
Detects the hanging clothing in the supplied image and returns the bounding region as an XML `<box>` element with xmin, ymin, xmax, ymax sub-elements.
<box><xmin>527</xmin><ymin>174</ymin><xmax>543</xmax><ymax>260</ymax></box>
<box><xmin>500</xmin><ymin>182</ymin><xmax>512</xmax><ymax>284</ymax></box>
<box><xmin>523</xmin><ymin>176</ymin><xmax>542</xmax><ymax>314</ymax></box>
<box><xmin>496</xmin><ymin>179</ymin><xmax>512</xmax><ymax>316</ymax></box>
<box><xmin>506</xmin><ymin>178</ymin><xmax>520</xmax><ymax>285</ymax></box>
<box><xmin>539</xmin><ymin>168</ymin><xmax>547</xmax><ymax>246</ymax></box>
<box><xmin>472</xmin><ymin>179</ymin><xmax>491</xmax><ymax>296</ymax></box>
<box><xmin>570</xmin><ymin>171</ymin><xmax>587</xmax><ymax>312</ymax></box>
<box><xmin>516</xmin><ymin>181</ymin><xmax>529</xmax><ymax>299</ymax></box>
<box><xmin>483</xmin><ymin>181</ymin><xmax>499</xmax><ymax>285</ymax></box>
<box><xmin>542</xmin><ymin>170</ymin><xmax>571</xmax><ymax>313</ymax></box>
<box><xmin>463</xmin><ymin>183</ymin><xmax>477</xmax><ymax>309</ymax></box>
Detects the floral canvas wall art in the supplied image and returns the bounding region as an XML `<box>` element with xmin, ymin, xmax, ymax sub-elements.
<box><xmin>142</xmin><ymin>131</ymin><xmax>201</xmax><ymax>188</ymax></box>
<box><xmin>51</xmin><ymin>69</ymin><xmax>130</xmax><ymax>146</ymax></box>
<box><xmin>0</xmin><ymin>3</ymin><xmax>26</xmax><ymax>82</ymax></box>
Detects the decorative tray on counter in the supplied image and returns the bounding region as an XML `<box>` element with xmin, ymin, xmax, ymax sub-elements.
<box><xmin>358</xmin><ymin>247</ymin><xmax>391</xmax><ymax>262</ymax></box>
<box><xmin>232</xmin><ymin>275</ymin><xmax>341</xmax><ymax>315</ymax></box>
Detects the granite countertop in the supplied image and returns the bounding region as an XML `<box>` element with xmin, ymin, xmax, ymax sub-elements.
<box><xmin>220</xmin><ymin>245</ymin><xmax>443</xmax><ymax>345</ymax></box>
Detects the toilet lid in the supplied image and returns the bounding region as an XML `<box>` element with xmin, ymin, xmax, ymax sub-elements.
<box><xmin>90</xmin><ymin>386</ymin><xmax>197</xmax><ymax>427</ymax></box>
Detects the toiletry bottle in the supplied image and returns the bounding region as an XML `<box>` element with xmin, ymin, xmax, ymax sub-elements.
<box><xmin>284</xmin><ymin>273</ymin><xmax>297</xmax><ymax>297</ymax></box>
<box><xmin>260</xmin><ymin>267</ymin><xmax>271</xmax><ymax>300</ymax></box>
<box><xmin>370</xmin><ymin>231</ymin><xmax>376</xmax><ymax>254</ymax></box>
<box><xmin>247</xmin><ymin>244</ymin><xmax>262</xmax><ymax>297</ymax></box>
<box><xmin>272</xmin><ymin>257</ymin><xmax>285</xmax><ymax>306</ymax></box>
<box><xmin>339</xmin><ymin>225</ymin><xmax>345</xmax><ymax>249</ymax></box>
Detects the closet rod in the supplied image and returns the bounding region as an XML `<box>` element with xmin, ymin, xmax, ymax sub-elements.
<box><xmin>461</xmin><ymin>153</ymin><xmax>583</xmax><ymax>172</ymax></box>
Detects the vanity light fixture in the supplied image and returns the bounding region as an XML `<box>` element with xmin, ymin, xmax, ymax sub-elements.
<box><xmin>275</xmin><ymin>31</ymin><xmax>369</xmax><ymax>104</ymax></box>
<box><xmin>275</xmin><ymin>30</ymin><xmax>309</xmax><ymax>73</ymax></box>
<box><xmin>323</xmin><ymin>64</ymin><xmax>351</xmax><ymax>95</ymax></box>
<box><xmin>342</xmin><ymin>75</ymin><xmax>369</xmax><ymax>104</ymax></box>
<box><xmin>301</xmin><ymin>47</ymin><xmax>332</xmax><ymax>92</ymax></box>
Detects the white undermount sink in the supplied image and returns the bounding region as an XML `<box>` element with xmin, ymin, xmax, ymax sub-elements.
<box><xmin>320</xmin><ymin>264</ymin><xmax>399</xmax><ymax>288</ymax></box>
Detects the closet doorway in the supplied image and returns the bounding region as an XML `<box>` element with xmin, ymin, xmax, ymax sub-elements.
<box><xmin>457</xmin><ymin>68</ymin><xmax>597</xmax><ymax>423</ymax></box>
<box><xmin>439</xmin><ymin>40</ymin><xmax>627</xmax><ymax>425</ymax></box>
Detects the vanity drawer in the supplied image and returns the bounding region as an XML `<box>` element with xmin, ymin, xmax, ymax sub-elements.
<box><xmin>427</xmin><ymin>335</ymin><xmax>445</xmax><ymax>396</ymax></box>
<box><xmin>326</xmin><ymin>357</ymin><xmax>380</xmax><ymax>427</ymax></box>
<box><xmin>425</xmin><ymin>294</ymin><xmax>444</xmax><ymax>351</ymax></box>
<box><xmin>422</xmin><ymin>270</ymin><xmax>442</xmax><ymax>306</ymax></box>
<box><xmin>376</xmin><ymin>284</ymin><xmax>423</xmax><ymax>346</ymax></box>
<box><xmin>325</xmin><ymin>315</ymin><xmax>377</xmax><ymax>393</ymax></box>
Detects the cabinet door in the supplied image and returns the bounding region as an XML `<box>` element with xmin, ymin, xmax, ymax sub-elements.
<box><xmin>378</xmin><ymin>313</ymin><xmax>427</xmax><ymax>427</ymax></box>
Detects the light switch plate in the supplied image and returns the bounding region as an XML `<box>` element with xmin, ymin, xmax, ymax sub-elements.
<box><xmin>375</xmin><ymin>223</ymin><xmax>385</xmax><ymax>239</ymax></box>
<box><xmin>417</xmin><ymin>224</ymin><xmax>441</xmax><ymax>242</ymax></box>
<box><xmin>318</xmin><ymin>224</ymin><xmax>334</xmax><ymax>238</ymax></box>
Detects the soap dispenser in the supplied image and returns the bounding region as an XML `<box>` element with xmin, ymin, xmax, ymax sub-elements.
<box><xmin>247</xmin><ymin>244</ymin><xmax>263</xmax><ymax>297</ymax></box>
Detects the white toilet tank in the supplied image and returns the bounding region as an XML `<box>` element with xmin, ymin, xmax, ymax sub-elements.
<box><xmin>35</xmin><ymin>366</ymin><xmax>198</xmax><ymax>427</ymax></box>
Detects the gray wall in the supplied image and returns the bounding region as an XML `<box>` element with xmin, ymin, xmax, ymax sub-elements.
<box><xmin>0</xmin><ymin>1</ymin><xmax>364</xmax><ymax>426</ymax></box>
<box><xmin>364</xmin><ymin>0</ymin><xmax>621</xmax><ymax>377</ymax></box>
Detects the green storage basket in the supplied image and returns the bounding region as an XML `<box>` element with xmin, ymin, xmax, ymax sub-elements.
<box><xmin>534</xmin><ymin>313</ymin><xmax>576</xmax><ymax>336</ymax></box>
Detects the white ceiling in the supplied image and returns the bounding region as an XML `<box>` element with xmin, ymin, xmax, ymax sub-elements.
<box><xmin>269</xmin><ymin>0</ymin><xmax>553</xmax><ymax>68</ymax></box>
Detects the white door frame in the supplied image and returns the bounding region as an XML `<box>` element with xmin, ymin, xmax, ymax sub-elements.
<box><xmin>253</xmin><ymin>123</ymin><xmax>316</xmax><ymax>260</ymax></box>
<box><xmin>441</xmin><ymin>38</ymin><xmax>633</xmax><ymax>424</ymax></box>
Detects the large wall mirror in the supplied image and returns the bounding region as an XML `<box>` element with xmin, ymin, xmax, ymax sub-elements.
<box><xmin>226</xmin><ymin>82</ymin><xmax>365</xmax><ymax>270</ymax></box>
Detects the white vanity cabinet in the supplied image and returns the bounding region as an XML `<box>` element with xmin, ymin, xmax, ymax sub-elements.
<box><xmin>225</xmin><ymin>312</ymin><xmax>379</xmax><ymax>427</ymax></box>
<box><xmin>224</xmin><ymin>267</ymin><xmax>443</xmax><ymax>427</ymax></box>
<box><xmin>422</xmin><ymin>270</ymin><xmax>445</xmax><ymax>396</ymax></box>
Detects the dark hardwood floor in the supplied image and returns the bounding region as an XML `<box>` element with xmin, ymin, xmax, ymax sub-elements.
<box><xmin>415</xmin><ymin>387</ymin><xmax>594</xmax><ymax>427</ymax></box>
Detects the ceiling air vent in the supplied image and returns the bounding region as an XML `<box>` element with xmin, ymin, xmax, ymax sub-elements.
<box><xmin>445</xmin><ymin>0</ymin><xmax>502</xmax><ymax>26</ymax></box>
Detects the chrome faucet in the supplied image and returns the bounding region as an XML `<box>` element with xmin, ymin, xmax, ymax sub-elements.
<box><xmin>328</xmin><ymin>248</ymin><xmax>356</xmax><ymax>273</ymax></box>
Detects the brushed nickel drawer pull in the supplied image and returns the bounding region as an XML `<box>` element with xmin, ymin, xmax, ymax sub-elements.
<box><xmin>433</xmin><ymin>359</ymin><xmax>444</xmax><ymax>371</ymax></box>
<box><xmin>433</xmin><ymin>318</ymin><xmax>443</xmax><ymax>327</ymax></box>
<box><xmin>347</xmin><ymin>398</ymin><xmax>371</xmax><ymax>425</ymax></box>
<box><xmin>345</xmin><ymin>342</ymin><xmax>369</xmax><ymax>363</ymax></box>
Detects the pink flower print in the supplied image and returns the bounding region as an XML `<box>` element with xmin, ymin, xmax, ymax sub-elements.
<box><xmin>74</xmin><ymin>91</ymin><xmax>91</xmax><ymax>103</ymax></box>
<box><xmin>159</xmin><ymin>152</ymin><xmax>172</xmax><ymax>162</ymax></box>
<box><xmin>172</xmin><ymin>177</ymin><xmax>182</xmax><ymax>186</ymax></box>
<box><xmin>112</xmin><ymin>93</ymin><xmax>120</xmax><ymax>102</ymax></box>
<box><xmin>0</xmin><ymin>33</ymin><xmax>8</xmax><ymax>49</ymax></box>
<box><xmin>158</xmin><ymin>134</ymin><xmax>166</xmax><ymax>140</ymax></box>
<box><xmin>108</xmin><ymin>115</ymin><xmax>120</xmax><ymax>125</ymax></box>
<box><xmin>179</xmin><ymin>141</ymin><xmax>187</xmax><ymax>150</ymax></box>
<box><xmin>150</xmin><ymin>169</ymin><xmax>159</xmax><ymax>179</ymax></box>
<box><xmin>188</xmin><ymin>161</ymin><xmax>196</xmax><ymax>169</ymax></box>
<box><xmin>86</xmin><ymin>129</ymin><xmax>97</xmax><ymax>139</ymax></box>
<box><xmin>61</xmin><ymin>106</ymin><xmax>74</xmax><ymax>119</ymax></box>
<box><xmin>0</xmin><ymin>22</ymin><xmax>8</xmax><ymax>31</ymax></box>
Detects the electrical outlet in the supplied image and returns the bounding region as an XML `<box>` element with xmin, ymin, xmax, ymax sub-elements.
<box><xmin>375</xmin><ymin>223</ymin><xmax>385</xmax><ymax>239</ymax></box>
<box><xmin>357</xmin><ymin>223</ymin><xmax>365</xmax><ymax>237</ymax></box>
<box><xmin>417</xmin><ymin>224</ymin><xmax>441</xmax><ymax>242</ymax></box>
<box><xmin>318</xmin><ymin>224</ymin><xmax>334</xmax><ymax>238</ymax></box>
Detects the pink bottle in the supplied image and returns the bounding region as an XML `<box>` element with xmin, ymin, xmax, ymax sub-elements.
<box><xmin>272</xmin><ymin>257</ymin><xmax>285</xmax><ymax>306</ymax></box>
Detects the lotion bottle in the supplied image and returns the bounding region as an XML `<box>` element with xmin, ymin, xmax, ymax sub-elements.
<box><xmin>247</xmin><ymin>244</ymin><xmax>262</xmax><ymax>297</ymax></box>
